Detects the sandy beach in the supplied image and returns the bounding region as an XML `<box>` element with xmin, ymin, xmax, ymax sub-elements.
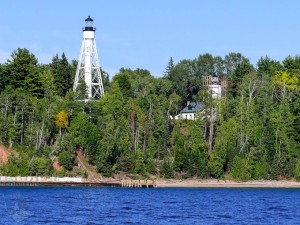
<box><xmin>155</xmin><ymin>179</ymin><xmax>300</xmax><ymax>188</ymax></box>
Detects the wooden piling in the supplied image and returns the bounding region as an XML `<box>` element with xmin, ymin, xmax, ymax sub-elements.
<box><xmin>120</xmin><ymin>179</ymin><xmax>156</xmax><ymax>188</ymax></box>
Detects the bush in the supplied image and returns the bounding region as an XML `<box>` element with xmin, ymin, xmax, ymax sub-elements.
<box><xmin>134</xmin><ymin>150</ymin><xmax>145</xmax><ymax>175</ymax></box>
<box><xmin>253</xmin><ymin>160</ymin><xmax>269</xmax><ymax>179</ymax></box>
<box><xmin>295</xmin><ymin>159</ymin><xmax>300</xmax><ymax>181</ymax></box>
<box><xmin>230</xmin><ymin>156</ymin><xmax>251</xmax><ymax>181</ymax></box>
<box><xmin>270</xmin><ymin>154</ymin><xmax>281</xmax><ymax>179</ymax></box>
<box><xmin>160</xmin><ymin>158</ymin><xmax>174</xmax><ymax>179</ymax></box>
<box><xmin>97</xmin><ymin>161</ymin><xmax>112</xmax><ymax>177</ymax></box>
<box><xmin>58</xmin><ymin>151</ymin><xmax>75</xmax><ymax>171</ymax></box>
<box><xmin>1</xmin><ymin>155</ymin><xmax>30</xmax><ymax>176</ymax></box>
<box><xmin>30</xmin><ymin>157</ymin><xmax>52</xmax><ymax>176</ymax></box>
<box><xmin>208</xmin><ymin>155</ymin><xmax>224</xmax><ymax>179</ymax></box>
<box><xmin>270</xmin><ymin>154</ymin><xmax>296</xmax><ymax>179</ymax></box>
<box><xmin>146</xmin><ymin>158</ymin><xmax>157</xmax><ymax>175</ymax></box>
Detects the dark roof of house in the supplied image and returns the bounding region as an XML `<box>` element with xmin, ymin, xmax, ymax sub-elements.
<box><xmin>180</xmin><ymin>102</ymin><xmax>204</xmax><ymax>113</ymax></box>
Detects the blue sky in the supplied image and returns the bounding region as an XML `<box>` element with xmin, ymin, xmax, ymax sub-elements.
<box><xmin>1</xmin><ymin>1</ymin><xmax>300</xmax><ymax>77</ymax></box>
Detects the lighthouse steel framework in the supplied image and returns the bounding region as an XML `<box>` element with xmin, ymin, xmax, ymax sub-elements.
<box><xmin>73</xmin><ymin>16</ymin><xmax>104</xmax><ymax>99</ymax></box>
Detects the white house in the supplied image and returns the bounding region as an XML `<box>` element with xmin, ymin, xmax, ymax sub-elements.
<box><xmin>173</xmin><ymin>73</ymin><xmax>224</xmax><ymax>121</ymax></box>
<box><xmin>174</xmin><ymin>102</ymin><xmax>204</xmax><ymax>120</ymax></box>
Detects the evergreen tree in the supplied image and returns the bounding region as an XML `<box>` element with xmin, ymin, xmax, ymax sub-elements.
<box><xmin>4</xmin><ymin>48</ymin><xmax>42</xmax><ymax>97</ymax></box>
<box><xmin>164</xmin><ymin>57</ymin><xmax>175</xmax><ymax>78</ymax></box>
<box><xmin>50</xmin><ymin>53</ymin><xmax>72</xmax><ymax>96</ymax></box>
<box><xmin>1</xmin><ymin>48</ymin><xmax>300</xmax><ymax>180</ymax></box>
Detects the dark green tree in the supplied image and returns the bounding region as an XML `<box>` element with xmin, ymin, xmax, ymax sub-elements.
<box><xmin>113</xmin><ymin>69</ymin><xmax>133</xmax><ymax>98</ymax></box>
<box><xmin>164</xmin><ymin>57</ymin><xmax>175</xmax><ymax>78</ymax></box>
<box><xmin>50</xmin><ymin>53</ymin><xmax>72</xmax><ymax>96</ymax></box>
<box><xmin>4</xmin><ymin>48</ymin><xmax>42</xmax><ymax>97</ymax></box>
<box><xmin>160</xmin><ymin>158</ymin><xmax>174</xmax><ymax>178</ymax></box>
<box><xmin>58</xmin><ymin>151</ymin><xmax>75</xmax><ymax>171</ymax></box>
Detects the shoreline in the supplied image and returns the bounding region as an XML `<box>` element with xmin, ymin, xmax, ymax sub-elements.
<box><xmin>155</xmin><ymin>179</ymin><xmax>300</xmax><ymax>188</ymax></box>
<box><xmin>1</xmin><ymin>175</ymin><xmax>300</xmax><ymax>188</ymax></box>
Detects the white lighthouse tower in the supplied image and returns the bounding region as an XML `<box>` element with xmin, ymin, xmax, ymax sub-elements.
<box><xmin>73</xmin><ymin>16</ymin><xmax>104</xmax><ymax>100</ymax></box>
<box><xmin>208</xmin><ymin>72</ymin><xmax>222</xmax><ymax>98</ymax></box>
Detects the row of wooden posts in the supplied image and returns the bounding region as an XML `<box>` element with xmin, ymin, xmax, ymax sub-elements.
<box><xmin>121</xmin><ymin>179</ymin><xmax>156</xmax><ymax>188</ymax></box>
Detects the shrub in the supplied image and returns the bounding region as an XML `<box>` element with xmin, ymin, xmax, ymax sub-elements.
<box><xmin>58</xmin><ymin>151</ymin><xmax>75</xmax><ymax>171</ymax></box>
<box><xmin>230</xmin><ymin>156</ymin><xmax>251</xmax><ymax>181</ymax></box>
<box><xmin>295</xmin><ymin>159</ymin><xmax>300</xmax><ymax>181</ymax></box>
<box><xmin>1</xmin><ymin>155</ymin><xmax>30</xmax><ymax>176</ymax></box>
<box><xmin>30</xmin><ymin>157</ymin><xmax>52</xmax><ymax>176</ymax></box>
<box><xmin>253</xmin><ymin>160</ymin><xmax>269</xmax><ymax>179</ymax></box>
<box><xmin>160</xmin><ymin>158</ymin><xmax>174</xmax><ymax>179</ymax></box>
<box><xmin>146</xmin><ymin>158</ymin><xmax>157</xmax><ymax>175</ymax></box>
<box><xmin>208</xmin><ymin>155</ymin><xmax>224</xmax><ymax>179</ymax></box>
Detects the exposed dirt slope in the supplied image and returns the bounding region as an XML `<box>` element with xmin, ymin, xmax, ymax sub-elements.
<box><xmin>76</xmin><ymin>150</ymin><xmax>101</xmax><ymax>181</ymax></box>
<box><xmin>0</xmin><ymin>145</ymin><xmax>13</xmax><ymax>164</ymax></box>
<box><xmin>53</xmin><ymin>159</ymin><xmax>63</xmax><ymax>171</ymax></box>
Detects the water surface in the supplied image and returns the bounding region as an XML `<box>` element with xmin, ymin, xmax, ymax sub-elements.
<box><xmin>0</xmin><ymin>187</ymin><xmax>300</xmax><ymax>224</ymax></box>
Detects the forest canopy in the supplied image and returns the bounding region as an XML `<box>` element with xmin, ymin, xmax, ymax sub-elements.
<box><xmin>1</xmin><ymin>48</ymin><xmax>300</xmax><ymax>181</ymax></box>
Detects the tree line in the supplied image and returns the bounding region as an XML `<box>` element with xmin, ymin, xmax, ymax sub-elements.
<box><xmin>0</xmin><ymin>48</ymin><xmax>300</xmax><ymax>180</ymax></box>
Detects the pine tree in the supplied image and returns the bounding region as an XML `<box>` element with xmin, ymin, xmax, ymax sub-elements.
<box><xmin>5</xmin><ymin>48</ymin><xmax>42</xmax><ymax>97</ymax></box>
<box><xmin>164</xmin><ymin>57</ymin><xmax>175</xmax><ymax>78</ymax></box>
<box><xmin>60</xmin><ymin>53</ymin><xmax>72</xmax><ymax>96</ymax></box>
<box><xmin>50</xmin><ymin>53</ymin><xmax>72</xmax><ymax>96</ymax></box>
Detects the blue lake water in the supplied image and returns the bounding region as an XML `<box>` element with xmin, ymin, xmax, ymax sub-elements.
<box><xmin>0</xmin><ymin>187</ymin><xmax>300</xmax><ymax>224</ymax></box>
